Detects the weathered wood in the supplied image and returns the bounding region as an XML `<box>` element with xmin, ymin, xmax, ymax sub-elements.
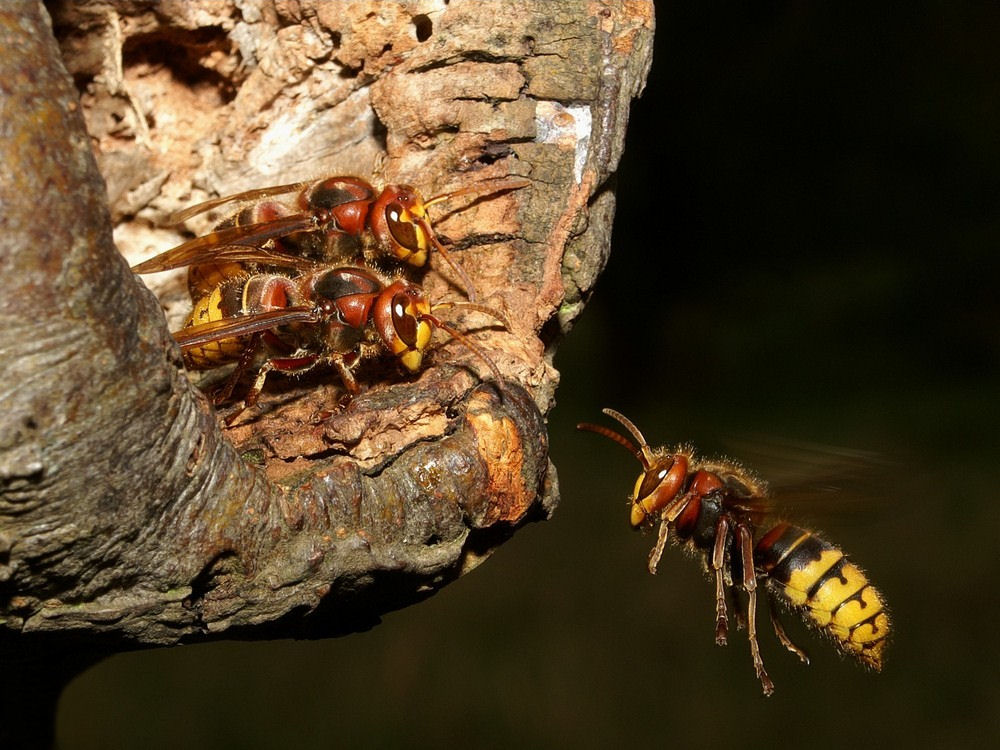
<box><xmin>1</xmin><ymin>0</ymin><xmax>652</xmax><ymax>744</ymax></box>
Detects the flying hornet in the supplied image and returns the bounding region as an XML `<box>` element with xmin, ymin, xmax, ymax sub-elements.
<box><xmin>578</xmin><ymin>408</ymin><xmax>890</xmax><ymax>696</ymax></box>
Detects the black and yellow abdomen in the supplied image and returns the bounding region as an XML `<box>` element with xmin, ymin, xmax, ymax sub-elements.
<box><xmin>182</xmin><ymin>278</ymin><xmax>251</xmax><ymax>369</ymax></box>
<box><xmin>754</xmin><ymin>522</ymin><xmax>889</xmax><ymax>670</ymax></box>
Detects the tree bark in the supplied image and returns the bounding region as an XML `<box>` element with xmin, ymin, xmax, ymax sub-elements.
<box><xmin>1</xmin><ymin>0</ymin><xmax>652</xmax><ymax>744</ymax></box>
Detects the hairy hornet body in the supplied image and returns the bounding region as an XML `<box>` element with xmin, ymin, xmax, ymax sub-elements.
<box><xmin>135</xmin><ymin>245</ymin><xmax>504</xmax><ymax>418</ymax></box>
<box><xmin>183</xmin><ymin>198</ymin><xmax>321</xmax><ymax>304</ymax></box>
<box><xmin>180</xmin><ymin>265</ymin><xmax>384</xmax><ymax>377</ymax></box>
<box><xmin>133</xmin><ymin>175</ymin><xmax>528</xmax><ymax>301</ymax></box>
<box><xmin>578</xmin><ymin>409</ymin><xmax>889</xmax><ymax>696</ymax></box>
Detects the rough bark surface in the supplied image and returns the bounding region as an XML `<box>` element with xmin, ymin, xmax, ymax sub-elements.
<box><xmin>1</xmin><ymin>0</ymin><xmax>652</xmax><ymax>743</ymax></box>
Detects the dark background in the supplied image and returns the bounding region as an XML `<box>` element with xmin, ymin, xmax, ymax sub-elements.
<box><xmin>58</xmin><ymin>3</ymin><xmax>999</xmax><ymax>747</ymax></box>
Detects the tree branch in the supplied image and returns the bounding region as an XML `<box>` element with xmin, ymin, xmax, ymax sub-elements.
<box><xmin>1</xmin><ymin>0</ymin><xmax>652</xmax><ymax>744</ymax></box>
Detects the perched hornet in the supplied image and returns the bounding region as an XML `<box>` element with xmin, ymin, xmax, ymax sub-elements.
<box><xmin>131</xmin><ymin>175</ymin><xmax>528</xmax><ymax>301</ymax></box>
<box><xmin>577</xmin><ymin>409</ymin><xmax>889</xmax><ymax>696</ymax></box>
<box><xmin>133</xmin><ymin>247</ymin><xmax>504</xmax><ymax>418</ymax></box>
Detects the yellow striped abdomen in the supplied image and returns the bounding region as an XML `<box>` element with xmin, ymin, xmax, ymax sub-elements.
<box><xmin>182</xmin><ymin>280</ymin><xmax>250</xmax><ymax>369</ymax></box>
<box><xmin>754</xmin><ymin>522</ymin><xmax>889</xmax><ymax>670</ymax></box>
